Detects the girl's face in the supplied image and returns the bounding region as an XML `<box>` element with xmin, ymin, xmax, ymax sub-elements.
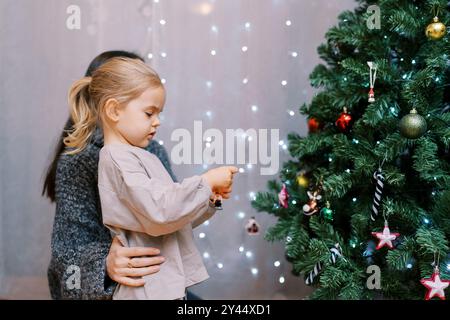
<box><xmin>116</xmin><ymin>86</ymin><xmax>166</xmax><ymax>148</ymax></box>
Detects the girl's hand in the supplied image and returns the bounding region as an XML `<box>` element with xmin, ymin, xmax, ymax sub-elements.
<box><xmin>202</xmin><ymin>166</ymin><xmax>238</xmax><ymax>194</ymax></box>
<box><xmin>106</xmin><ymin>236</ymin><xmax>165</xmax><ymax>287</ymax></box>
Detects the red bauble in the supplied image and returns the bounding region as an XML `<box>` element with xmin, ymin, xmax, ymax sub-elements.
<box><xmin>335</xmin><ymin>107</ymin><xmax>352</xmax><ymax>132</ymax></box>
<box><xmin>308</xmin><ymin>118</ymin><xmax>321</xmax><ymax>133</ymax></box>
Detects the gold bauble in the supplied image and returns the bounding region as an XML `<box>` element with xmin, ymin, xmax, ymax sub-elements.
<box><xmin>297</xmin><ymin>175</ymin><xmax>309</xmax><ymax>188</ymax></box>
<box><xmin>426</xmin><ymin>16</ymin><xmax>446</xmax><ymax>40</ymax></box>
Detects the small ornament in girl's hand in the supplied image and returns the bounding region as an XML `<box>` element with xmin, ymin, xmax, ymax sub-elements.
<box><xmin>245</xmin><ymin>216</ymin><xmax>260</xmax><ymax>235</ymax></box>
<box><xmin>303</xmin><ymin>189</ymin><xmax>322</xmax><ymax>216</ymax></box>
<box><xmin>278</xmin><ymin>183</ymin><xmax>289</xmax><ymax>208</ymax></box>
<box><xmin>212</xmin><ymin>194</ymin><xmax>223</xmax><ymax>210</ymax></box>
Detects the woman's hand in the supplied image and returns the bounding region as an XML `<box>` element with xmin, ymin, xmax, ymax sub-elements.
<box><xmin>106</xmin><ymin>236</ymin><xmax>165</xmax><ymax>287</ymax></box>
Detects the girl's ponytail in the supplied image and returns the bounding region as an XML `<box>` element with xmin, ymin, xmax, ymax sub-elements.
<box><xmin>63</xmin><ymin>77</ymin><xmax>97</xmax><ymax>155</ymax></box>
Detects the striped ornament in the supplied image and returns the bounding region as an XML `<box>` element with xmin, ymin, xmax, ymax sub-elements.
<box><xmin>305</xmin><ymin>244</ymin><xmax>342</xmax><ymax>285</ymax></box>
<box><xmin>371</xmin><ymin>168</ymin><xmax>385</xmax><ymax>222</ymax></box>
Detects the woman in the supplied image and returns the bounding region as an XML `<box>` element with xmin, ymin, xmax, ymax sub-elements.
<box><xmin>42</xmin><ymin>51</ymin><xmax>181</xmax><ymax>299</ymax></box>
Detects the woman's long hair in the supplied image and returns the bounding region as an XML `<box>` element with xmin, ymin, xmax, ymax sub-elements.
<box><xmin>42</xmin><ymin>51</ymin><xmax>145</xmax><ymax>202</ymax></box>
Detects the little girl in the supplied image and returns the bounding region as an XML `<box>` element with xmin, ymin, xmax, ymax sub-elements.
<box><xmin>63</xmin><ymin>57</ymin><xmax>237</xmax><ymax>300</ymax></box>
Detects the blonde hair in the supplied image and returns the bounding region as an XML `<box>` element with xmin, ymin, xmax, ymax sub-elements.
<box><xmin>63</xmin><ymin>57</ymin><xmax>163</xmax><ymax>155</ymax></box>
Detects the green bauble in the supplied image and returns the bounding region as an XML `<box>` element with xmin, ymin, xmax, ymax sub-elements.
<box><xmin>320</xmin><ymin>201</ymin><xmax>334</xmax><ymax>221</ymax></box>
<box><xmin>399</xmin><ymin>108</ymin><xmax>427</xmax><ymax>139</ymax></box>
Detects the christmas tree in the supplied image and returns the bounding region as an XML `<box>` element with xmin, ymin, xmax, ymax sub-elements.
<box><xmin>253</xmin><ymin>0</ymin><xmax>450</xmax><ymax>300</ymax></box>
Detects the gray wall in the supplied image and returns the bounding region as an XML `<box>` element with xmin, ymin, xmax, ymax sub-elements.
<box><xmin>0</xmin><ymin>0</ymin><xmax>356</xmax><ymax>299</ymax></box>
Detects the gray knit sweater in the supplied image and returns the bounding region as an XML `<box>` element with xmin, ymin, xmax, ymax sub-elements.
<box><xmin>47</xmin><ymin>127</ymin><xmax>177</xmax><ymax>299</ymax></box>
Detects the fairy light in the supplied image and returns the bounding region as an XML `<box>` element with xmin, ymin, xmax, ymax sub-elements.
<box><xmin>274</xmin><ymin>261</ymin><xmax>281</xmax><ymax>267</ymax></box>
<box><xmin>211</xmin><ymin>25</ymin><xmax>218</xmax><ymax>33</ymax></box>
<box><xmin>281</xmin><ymin>80</ymin><xmax>288</xmax><ymax>86</ymax></box>
<box><xmin>406</xmin><ymin>263</ymin><xmax>413</xmax><ymax>269</ymax></box>
<box><xmin>246</xmin><ymin>251</ymin><xmax>253</xmax><ymax>258</ymax></box>
<box><xmin>237</xmin><ymin>211</ymin><xmax>246</xmax><ymax>219</ymax></box>
<box><xmin>239</xmin><ymin>168</ymin><xmax>245</xmax><ymax>173</ymax></box>
<box><xmin>251</xmin><ymin>268</ymin><xmax>258</xmax><ymax>275</ymax></box>
<box><xmin>285</xmin><ymin>20</ymin><xmax>292</xmax><ymax>26</ymax></box>
<box><xmin>291</xmin><ymin>200</ymin><xmax>296</xmax><ymax>205</ymax></box>
<box><xmin>423</xmin><ymin>218</ymin><xmax>430</xmax><ymax>224</ymax></box>
<box><xmin>251</xmin><ymin>105</ymin><xmax>258</xmax><ymax>112</ymax></box>
<box><xmin>203</xmin><ymin>252</ymin><xmax>210</xmax><ymax>259</ymax></box>
<box><xmin>159</xmin><ymin>19</ymin><xmax>166</xmax><ymax>25</ymax></box>
<box><xmin>206</xmin><ymin>81</ymin><xmax>213</xmax><ymax>88</ymax></box>
<box><xmin>217</xmin><ymin>263</ymin><xmax>224</xmax><ymax>269</ymax></box>
<box><xmin>242</xmin><ymin>46</ymin><xmax>248</xmax><ymax>52</ymax></box>
<box><xmin>147</xmin><ymin>53</ymin><xmax>153</xmax><ymax>59</ymax></box>
<box><xmin>239</xmin><ymin>246</ymin><xmax>244</xmax><ymax>253</ymax></box>
<box><xmin>249</xmin><ymin>192</ymin><xmax>256</xmax><ymax>200</ymax></box>
<box><xmin>161</xmin><ymin>52</ymin><xmax>167</xmax><ymax>58</ymax></box>
<box><xmin>291</xmin><ymin>51</ymin><xmax>298</xmax><ymax>57</ymax></box>
<box><xmin>206</xmin><ymin>111</ymin><xmax>212</xmax><ymax>118</ymax></box>
<box><xmin>352</xmin><ymin>197</ymin><xmax>357</xmax><ymax>202</ymax></box>
<box><xmin>279</xmin><ymin>276</ymin><xmax>285</xmax><ymax>284</ymax></box>
<box><xmin>412</xmin><ymin>59</ymin><xmax>416</xmax><ymax>64</ymax></box>
<box><xmin>288</xmin><ymin>110</ymin><xmax>295</xmax><ymax>116</ymax></box>
<box><xmin>161</xmin><ymin>78</ymin><xmax>166</xmax><ymax>84</ymax></box>
<box><xmin>203</xmin><ymin>221</ymin><xmax>210</xmax><ymax>226</ymax></box>
<box><xmin>199</xmin><ymin>232</ymin><xmax>206</xmax><ymax>239</ymax></box>
<box><xmin>346</xmin><ymin>169</ymin><xmax>351</xmax><ymax>173</ymax></box>
<box><xmin>210</xmin><ymin>49</ymin><xmax>217</xmax><ymax>56</ymax></box>
<box><xmin>246</xmin><ymin>164</ymin><xmax>253</xmax><ymax>169</ymax></box>
<box><xmin>158</xmin><ymin>140</ymin><xmax>164</xmax><ymax>145</ymax></box>
<box><xmin>243</xmin><ymin>78</ymin><xmax>249</xmax><ymax>84</ymax></box>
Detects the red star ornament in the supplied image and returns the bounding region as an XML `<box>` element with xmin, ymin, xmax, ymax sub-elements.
<box><xmin>371</xmin><ymin>221</ymin><xmax>400</xmax><ymax>250</ymax></box>
<box><xmin>420</xmin><ymin>267</ymin><xmax>450</xmax><ymax>300</ymax></box>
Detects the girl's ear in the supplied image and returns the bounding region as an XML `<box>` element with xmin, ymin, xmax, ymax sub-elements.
<box><xmin>104</xmin><ymin>98</ymin><xmax>121</xmax><ymax>122</ymax></box>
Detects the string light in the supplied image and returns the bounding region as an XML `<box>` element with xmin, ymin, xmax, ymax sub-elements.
<box><xmin>251</xmin><ymin>105</ymin><xmax>258</xmax><ymax>112</ymax></box>
<box><xmin>291</xmin><ymin>51</ymin><xmax>298</xmax><ymax>57</ymax></box>
<box><xmin>199</xmin><ymin>232</ymin><xmax>206</xmax><ymax>239</ymax></box>
<box><xmin>206</xmin><ymin>110</ymin><xmax>212</xmax><ymax>118</ymax></box>
<box><xmin>239</xmin><ymin>167</ymin><xmax>245</xmax><ymax>173</ymax></box>
<box><xmin>246</xmin><ymin>251</ymin><xmax>253</xmax><ymax>258</ymax></box>
<box><xmin>251</xmin><ymin>268</ymin><xmax>258</xmax><ymax>275</ymax></box>
<box><xmin>206</xmin><ymin>81</ymin><xmax>213</xmax><ymax>88</ymax></box>
<box><xmin>147</xmin><ymin>53</ymin><xmax>153</xmax><ymax>59</ymax></box>
<box><xmin>281</xmin><ymin>80</ymin><xmax>288</xmax><ymax>86</ymax></box>
<box><xmin>274</xmin><ymin>261</ymin><xmax>281</xmax><ymax>267</ymax></box>
<box><xmin>242</xmin><ymin>46</ymin><xmax>248</xmax><ymax>52</ymax></box>
<box><xmin>203</xmin><ymin>252</ymin><xmax>210</xmax><ymax>259</ymax></box>
<box><xmin>288</xmin><ymin>110</ymin><xmax>295</xmax><ymax>116</ymax></box>
<box><xmin>285</xmin><ymin>20</ymin><xmax>292</xmax><ymax>26</ymax></box>
<box><xmin>160</xmin><ymin>52</ymin><xmax>167</xmax><ymax>58</ymax></box>
<box><xmin>203</xmin><ymin>221</ymin><xmax>210</xmax><ymax>226</ymax></box>
<box><xmin>239</xmin><ymin>246</ymin><xmax>244</xmax><ymax>253</ymax></box>
<box><xmin>210</xmin><ymin>49</ymin><xmax>217</xmax><ymax>56</ymax></box>
<box><xmin>217</xmin><ymin>263</ymin><xmax>224</xmax><ymax>269</ymax></box>
<box><xmin>243</xmin><ymin>78</ymin><xmax>249</xmax><ymax>84</ymax></box>
<box><xmin>158</xmin><ymin>140</ymin><xmax>164</xmax><ymax>145</ymax></box>
<box><xmin>159</xmin><ymin>19</ymin><xmax>166</xmax><ymax>25</ymax></box>
<box><xmin>211</xmin><ymin>25</ymin><xmax>218</xmax><ymax>33</ymax></box>
<box><xmin>423</xmin><ymin>218</ymin><xmax>430</xmax><ymax>224</ymax></box>
<box><xmin>237</xmin><ymin>212</ymin><xmax>246</xmax><ymax>219</ymax></box>
<box><xmin>249</xmin><ymin>192</ymin><xmax>256</xmax><ymax>200</ymax></box>
<box><xmin>279</xmin><ymin>276</ymin><xmax>285</xmax><ymax>284</ymax></box>
<box><xmin>245</xmin><ymin>22</ymin><xmax>251</xmax><ymax>29</ymax></box>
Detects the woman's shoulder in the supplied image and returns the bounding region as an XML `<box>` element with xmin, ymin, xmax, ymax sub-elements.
<box><xmin>57</xmin><ymin>143</ymin><xmax>100</xmax><ymax>176</ymax></box>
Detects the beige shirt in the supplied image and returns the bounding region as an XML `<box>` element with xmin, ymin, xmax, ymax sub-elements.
<box><xmin>98</xmin><ymin>144</ymin><xmax>216</xmax><ymax>300</ymax></box>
